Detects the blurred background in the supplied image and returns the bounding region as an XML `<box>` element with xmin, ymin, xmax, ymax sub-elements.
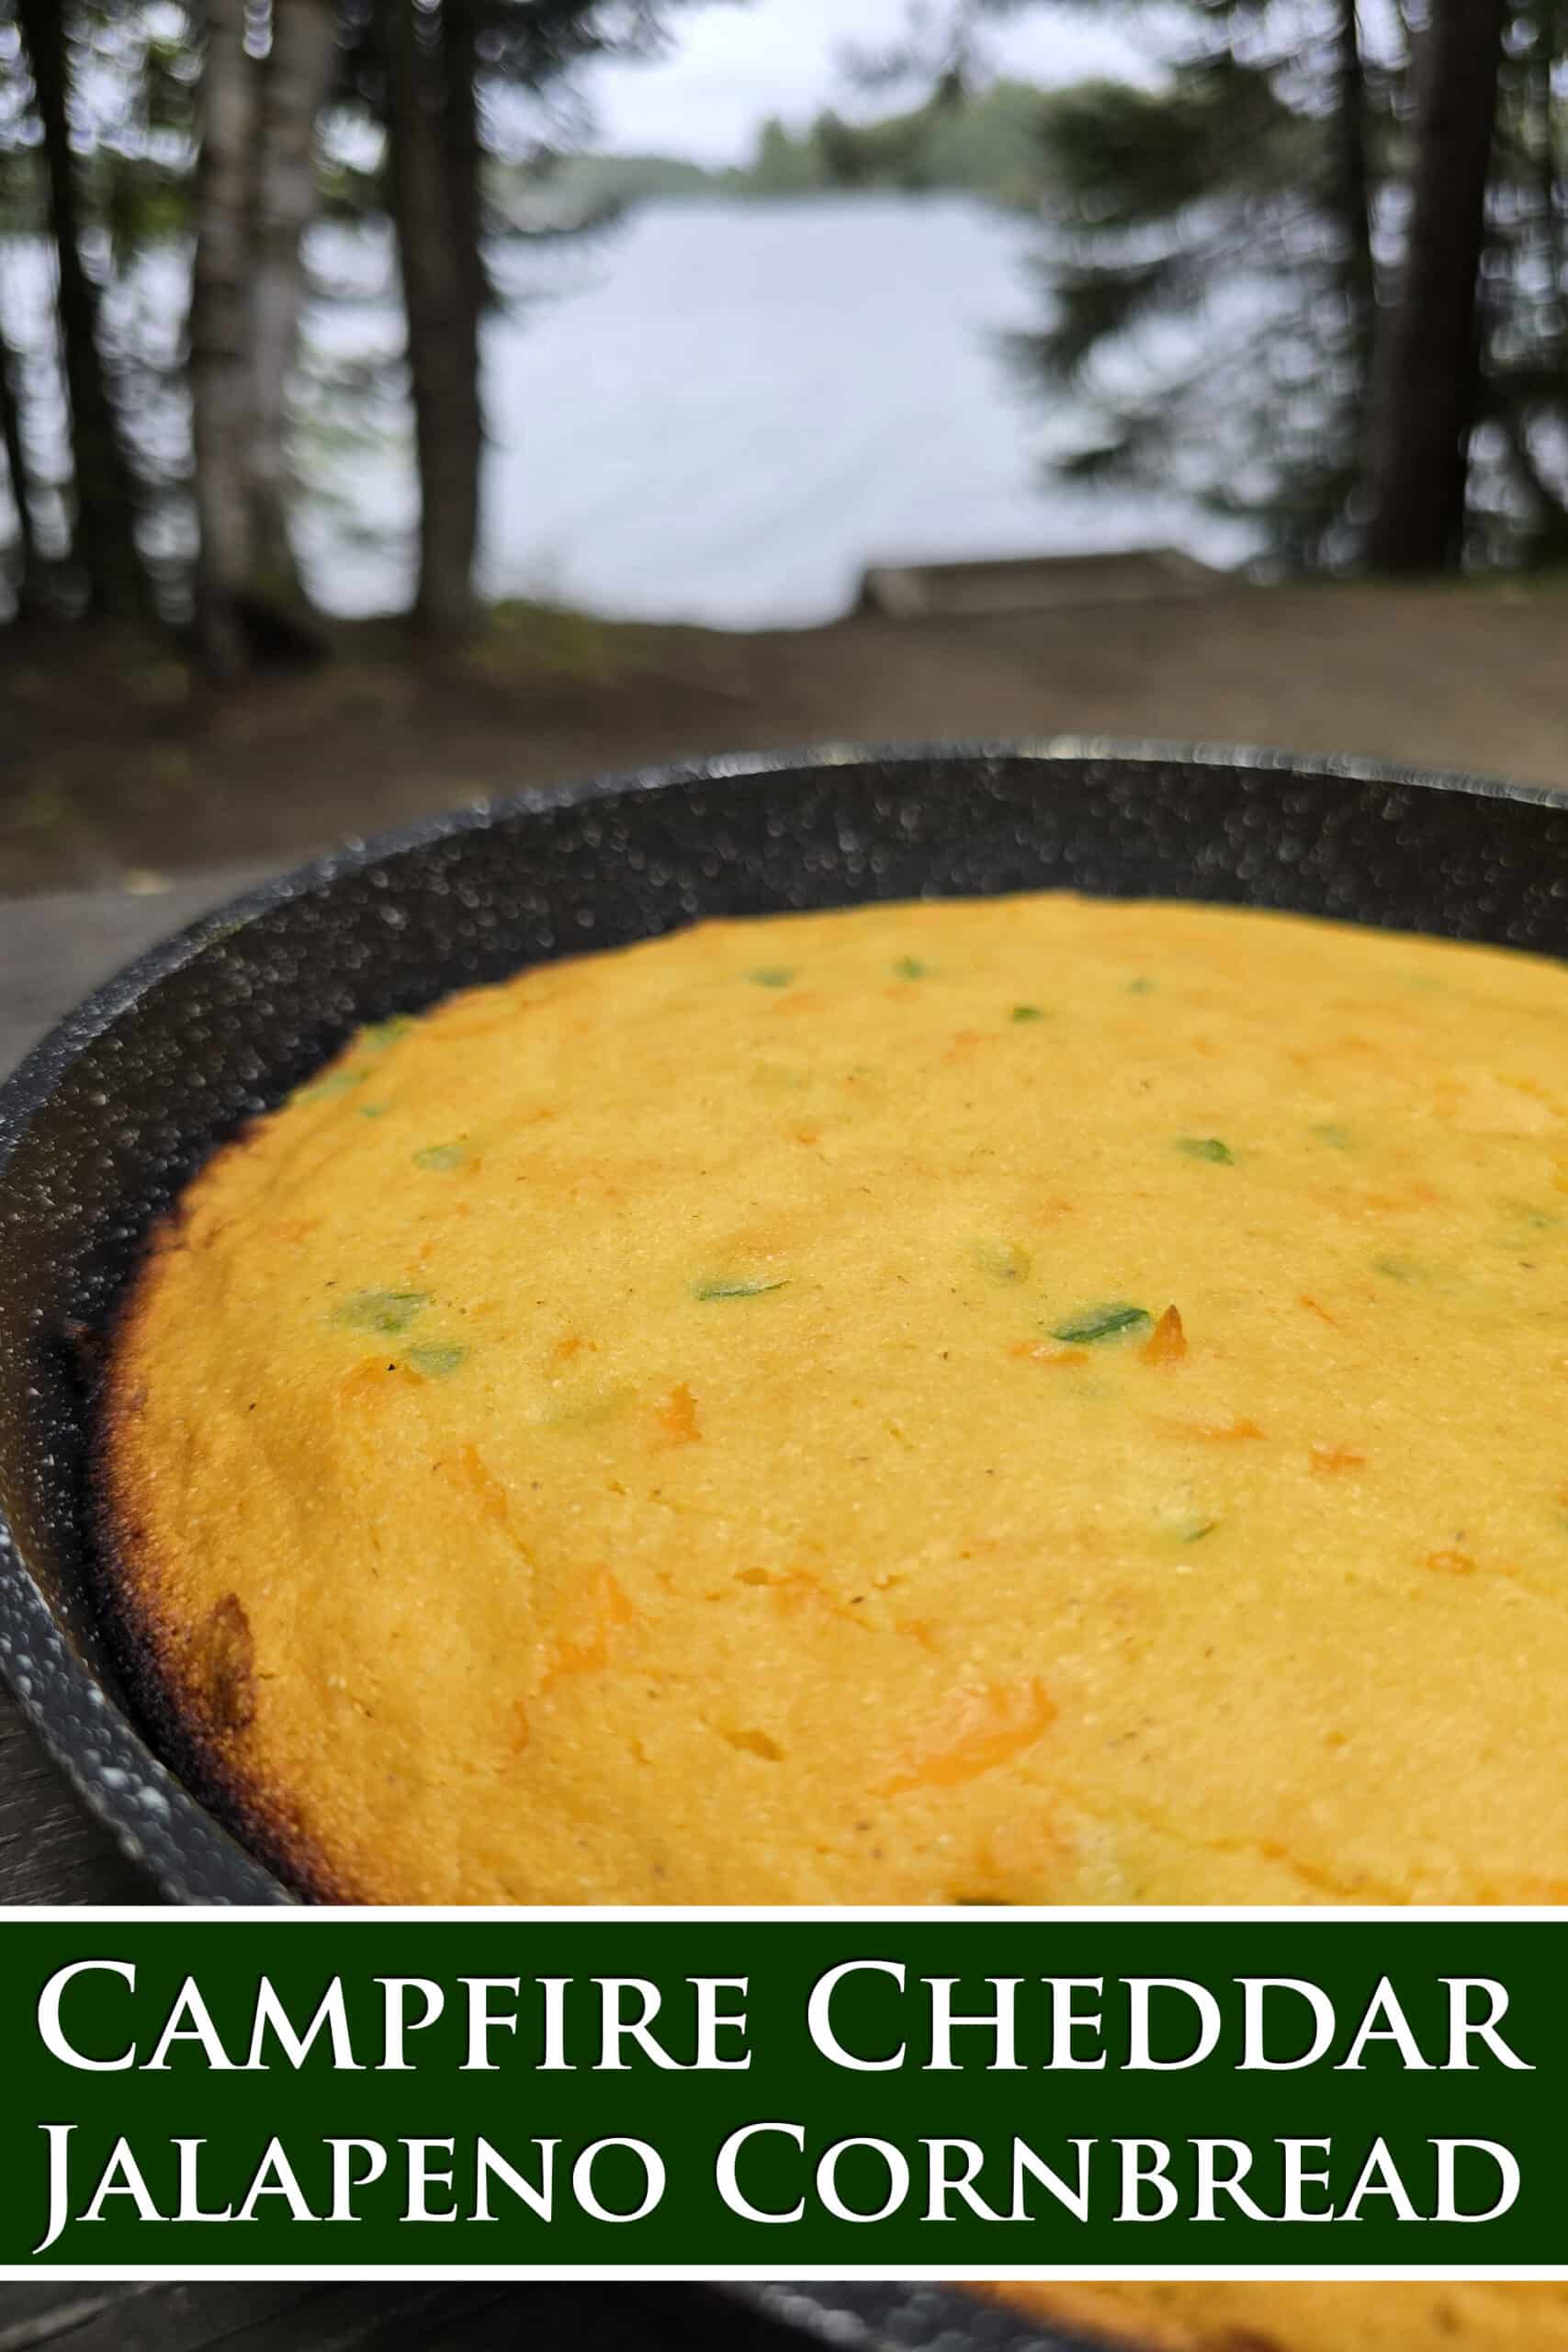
<box><xmin>0</xmin><ymin>0</ymin><xmax>1565</xmax><ymax>903</ymax></box>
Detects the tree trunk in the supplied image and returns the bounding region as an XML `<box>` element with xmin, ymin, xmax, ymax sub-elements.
<box><xmin>1364</xmin><ymin>0</ymin><xmax>1508</xmax><ymax>571</ymax></box>
<box><xmin>249</xmin><ymin>0</ymin><xmax>339</xmax><ymax>602</ymax></box>
<box><xmin>0</xmin><ymin>303</ymin><xmax>44</xmax><ymax>611</ymax></box>
<box><xmin>1334</xmin><ymin>0</ymin><xmax>1374</xmax><ymax>495</ymax></box>
<box><xmin>15</xmin><ymin>0</ymin><xmax>146</xmax><ymax>619</ymax></box>
<box><xmin>189</xmin><ymin>0</ymin><xmax>265</xmax><ymax>676</ymax></box>
<box><xmin>442</xmin><ymin>0</ymin><xmax>486</xmax><ymax>383</ymax></box>
<box><xmin>384</xmin><ymin>0</ymin><xmax>482</xmax><ymax>638</ymax></box>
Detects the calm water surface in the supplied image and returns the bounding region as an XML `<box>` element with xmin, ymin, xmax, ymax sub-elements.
<box><xmin>5</xmin><ymin>196</ymin><xmax>1252</xmax><ymax>629</ymax></box>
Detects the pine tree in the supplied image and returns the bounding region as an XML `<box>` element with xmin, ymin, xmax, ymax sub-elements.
<box><xmin>1003</xmin><ymin>0</ymin><xmax>1562</xmax><ymax>571</ymax></box>
<box><xmin>1010</xmin><ymin>6</ymin><xmax>1385</xmax><ymax>571</ymax></box>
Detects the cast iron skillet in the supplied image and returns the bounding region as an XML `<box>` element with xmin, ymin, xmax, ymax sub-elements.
<box><xmin>720</xmin><ymin>2283</ymin><xmax>1105</xmax><ymax>2352</ymax></box>
<box><xmin>2</xmin><ymin>740</ymin><xmax>1565</xmax><ymax>1904</ymax></box>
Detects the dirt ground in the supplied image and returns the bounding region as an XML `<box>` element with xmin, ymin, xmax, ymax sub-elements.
<box><xmin>3</xmin><ymin>571</ymin><xmax>1565</xmax><ymax>899</ymax></box>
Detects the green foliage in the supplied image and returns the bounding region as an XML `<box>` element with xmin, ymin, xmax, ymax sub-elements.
<box><xmin>490</xmin><ymin>75</ymin><xmax>1069</xmax><ymax>218</ymax></box>
<box><xmin>530</xmin><ymin>150</ymin><xmax>717</xmax><ymax>209</ymax></box>
<box><xmin>919</xmin><ymin>75</ymin><xmax>1054</xmax><ymax>205</ymax></box>
<box><xmin>728</xmin><ymin>77</ymin><xmax>1055</xmax><ymax>206</ymax></box>
<box><xmin>493</xmin><ymin>78</ymin><xmax>1065</xmax><ymax>211</ymax></box>
<box><xmin>1036</xmin><ymin>67</ymin><xmax>1303</xmax><ymax>226</ymax></box>
<box><xmin>1004</xmin><ymin>19</ymin><xmax>1379</xmax><ymax>571</ymax></box>
<box><xmin>747</xmin><ymin>115</ymin><xmax>824</xmax><ymax>193</ymax></box>
<box><xmin>1006</xmin><ymin>0</ymin><xmax>1568</xmax><ymax>571</ymax></box>
<box><xmin>466</xmin><ymin>597</ymin><xmax>650</xmax><ymax>684</ymax></box>
<box><xmin>1464</xmin><ymin>0</ymin><xmax>1568</xmax><ymax>562</ymax></box>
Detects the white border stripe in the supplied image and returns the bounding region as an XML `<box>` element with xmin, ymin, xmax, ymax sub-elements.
<box><xmin>7</xmin><ymin>1904</ymin><xmax>1568</xmax><ymax>1924</ymax></box>
<box><xmin>5</xmin><ymin>2267</ymin><xmax>1568</xmax><ymax>2283</ymax></box>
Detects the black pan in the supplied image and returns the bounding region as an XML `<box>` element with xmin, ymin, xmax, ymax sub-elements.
<box><xmin>2</xmin><ymin>741</ymin><xmax>1565</xmax><ymax>1903</ymax></box>
<box><xmin>717</xmin><ymin>2283</ymin><xmax>1104</xmax><ymax>2352</ymax></box>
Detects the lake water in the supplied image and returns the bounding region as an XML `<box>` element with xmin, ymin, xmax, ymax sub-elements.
<box><xmin>5</xmin><ymin>196</ymin><xmax>1253</xmax><ymax>631</ymax></box>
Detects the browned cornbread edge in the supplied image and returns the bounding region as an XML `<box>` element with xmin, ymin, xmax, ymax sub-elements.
<box><xmin>93</xmin><ymin>1167</ymin><xmax>358</xmax><ymax>1905</ymax></box>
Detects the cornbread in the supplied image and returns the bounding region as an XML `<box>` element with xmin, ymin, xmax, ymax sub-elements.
<box><xmin>101</xmin><ymin>890</ymin><xmax>1568</xmax><ymax>1903</ymax></box>
<box><xmin>980</xmin><ymin>2284</ymin><xmax>1568</xmax><ymax>2350</ymax></box>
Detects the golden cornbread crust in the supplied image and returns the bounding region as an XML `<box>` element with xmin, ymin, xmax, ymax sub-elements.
<box><xmin>977</xmin><ymin>2282</ymin><xmax>1568</xmax><ymax>2351</ymax></box>
<box><xmin>96</xmin><ymin>1243</ymin><xmax>355</xmax><ymax>1901</ymax></box>
<box><xmin>99</xmin><ymin>890</ymin><xmax>1568</xmax><ymax>1905</ymax></box>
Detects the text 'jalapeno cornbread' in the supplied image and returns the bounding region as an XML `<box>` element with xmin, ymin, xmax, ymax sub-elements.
<box><xmin>101</xmin><ymin>890</ymin><xmax>1568</xmax><ymax>1903</ymax></box>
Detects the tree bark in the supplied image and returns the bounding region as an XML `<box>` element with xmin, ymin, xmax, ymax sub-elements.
<box><xmin>15</xmin><ymin>0</ymin><xmax>146</xmax><ymax>618</ymax></box>
<box><xmin>1334</xmin><ymin>0</ymin><xmax>1374</xmax><ymax>494</ymax></box>
<box><xmin>0</xmin><ymin>302</ymin><xmax>43</xmax><ymax>611</ymax></box>
<box><xmin>189</xmin><ymin>0</ymin><xmax>266</xmax><ymax>675</ymax></box>
<box><xmin>249</xmin><ymin>0</ymin><xmax>339</xmax><ymax>601</ymax></box>
<box><xmin>442</xmin><ymin>0</ymin><xmax>486</xmax><ymax>367</ymax></box>
<box><xmin>384</xmin><ymin>0</ymin><xmax>482</xmax><ymax>638</ymax></box>
<box><xmin>1364</xmin><ymin>0</ymin><xmax>1508</xmax><ymax>571</ymax></box>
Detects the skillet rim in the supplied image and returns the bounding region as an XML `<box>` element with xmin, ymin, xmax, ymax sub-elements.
<box><xmin>3</xmin><ymin>732</ymin><xmax>1561</xmax><ymax>1153</ymax></box>
<box><xmin>717</xmin><ymin>2278</ymin><xmax>1125</xmax><ymax>2352</ymax></box>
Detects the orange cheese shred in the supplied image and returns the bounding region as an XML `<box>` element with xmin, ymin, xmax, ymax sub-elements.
<box><xmin>656</xmin><ymin>1381</ymin><xmax>702</xmax><ymax>1445</ymax></box>
<box><xmin>1156</xmin><ymin>1415</ymin><xmax>1266</xmax><ymax>1443</ymax></box>
<box><xmin>883</xmin><ymin>1678</ymin><xmax>1055</xmax><ymax>1795</ymax></box>
<box><xmin>1142</xmin><ymin>1304</ymin><xmax>1188</xmax><ymax>1364</ymax></box>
